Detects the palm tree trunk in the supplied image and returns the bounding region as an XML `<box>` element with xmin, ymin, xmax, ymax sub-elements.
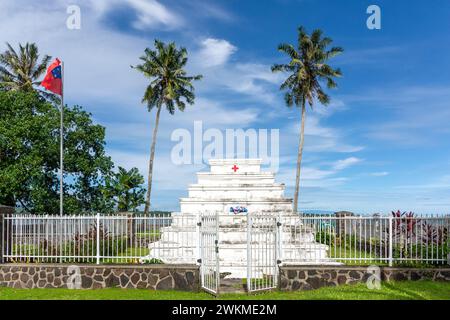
<box><xmin>144</xmin><ymin>106</ymin><xmax>162</xmax><ymax>214</ymax></box>
<box><xmin>293</xmin><ymin>101</ymin><xmax>306</xmax><ymax>213</ymax></box>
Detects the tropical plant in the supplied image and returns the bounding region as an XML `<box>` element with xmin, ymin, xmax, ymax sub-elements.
<box><xmin>421</xmin><ymin>221</ymin><xmax>448</xmax><ymax>245</ymax></box>
<box><xmin>132</xmin><ymin>40</ymin><xmax>202</xmax><ymax>214</ymax></box>
<box><xmin>391</xmin><ymin>210</ymin><xmax>419</xmax><ymax>237</ymax></box>
<box><xmin>271</xmin><ymin>27</ymin><xmax>343</xmax><ymax>212</ymax></box>
<box><xmin>0</xmin><ymin>42</ymin><xmax>54</xmax><ymax>99</ymax></box>
<box><xmin>104</xmin><ymin>166</ymin><xmax>146</xmax><ymax>212</ymax></box>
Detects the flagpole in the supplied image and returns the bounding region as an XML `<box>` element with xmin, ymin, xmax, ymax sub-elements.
<box><xmin>60</xmin><ymin>60</ymin><xmax>64</xmax><ymax>216</ymax></box>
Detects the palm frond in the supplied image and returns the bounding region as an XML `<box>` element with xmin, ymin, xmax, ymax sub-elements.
<box><xmin>277</xmin><ymin>43</ymin><xmax>299</xmax><ymax>60</ymax></box>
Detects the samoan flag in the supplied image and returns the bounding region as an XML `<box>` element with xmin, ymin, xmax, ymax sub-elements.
<box><xmin>41</xmin><ymin>58</ymin><xmax>62</xmax><ymax>96</ymax></box>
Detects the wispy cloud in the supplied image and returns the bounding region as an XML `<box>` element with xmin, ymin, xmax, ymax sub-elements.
<box><xmin>358</xmin><ymin>85</ymin><xmax>450</xmax><ymax>146</ymax></box>
<box><xmin>333</xmin><ymin>157</ymin><xmax>362</xmax><ymax>170</ymax></box>
<box><xmin>335</xmin><ymin>46</ymin><xmax>404</xmax><ymax>66</ymax></box>
<box><xmin>127</xmin><ymin>0</ymin><xmax>183</xmax><ymax>30</ymax></box>
<box><xmin>285</xmin><ymin>115</ymin><xmax>365</xmax><ymax>153</ymax></box>
<box><xmin>370</xmin><ymin>172</ymin><xmax>389</xmax><ymax>177</ymax></box>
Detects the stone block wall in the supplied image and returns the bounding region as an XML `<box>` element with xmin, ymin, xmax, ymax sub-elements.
<box><xmin>279</xmin><ymin>266</ymin><xmax>450</xmax><ymax>291</ymax></box>
<box><xmin>0</xmin><ymin>264</ymin><xmax>200</xmax><ymax>291</ymax></box>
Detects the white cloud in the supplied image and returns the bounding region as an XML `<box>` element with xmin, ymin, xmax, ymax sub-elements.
<box><xmin>127</xmin><ymin>0</ymin><xmax>183</xmax><ymax>30</ymax></box>
<box><xmin>196</xmin><ymin>38</ymin><xmax>237</xmax><ymax>67</ymax></box>
<box><xmin>333</xmin><ymin>157</ymin><xmax>362</xmax><ymax>170</ymax></box>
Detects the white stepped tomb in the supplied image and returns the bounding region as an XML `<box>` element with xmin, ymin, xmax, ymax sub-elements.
<box><xmin>145</xmin><ymin>159</ymin><xmax>332</xmax><ymax>278</ymax></box>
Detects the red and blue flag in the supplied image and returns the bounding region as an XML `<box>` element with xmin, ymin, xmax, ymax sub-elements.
<box><xmin>41</xmin><ymin>58</ymin><xmax>62</xmax><ymax>96</ymax></box>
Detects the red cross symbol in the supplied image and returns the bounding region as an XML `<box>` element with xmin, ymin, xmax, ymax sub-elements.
<box><xmin>231</xmin><ymin>164</ymin><xmax>239</xmax><ymax>172</ymax></box>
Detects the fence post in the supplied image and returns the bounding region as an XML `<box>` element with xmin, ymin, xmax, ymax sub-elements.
<box><xmin>246</xmin><ymin>213</ymin><xmax>252</xmax><ymax>291</ymax></box>
<box><xmin>0</xmin><ymin>205</ymin><xmax>14</xmax><ymax>264</ymax></box>
<box><xmin>196</xmin><ymin>213</ymin><xmax>200</xmax><ymax>264</ymax></box>
<box><xmin>277</xmin><ymin>212</ymin><xmax>282</xmax><ymax>264</ymax></box>
<box><xmin>96</xmin><ymin>212</ymin><xmax>100</xmax><ymax>265</ymax></box>
<box><xmin>126</xmin><ymin>212</ymin><xmax>135</xmax><ymax>247</ymax></box>
<box><xmin>388</xmin><ymin>215</ymin><xmax>393</xmax><ymax>267</ymax></box>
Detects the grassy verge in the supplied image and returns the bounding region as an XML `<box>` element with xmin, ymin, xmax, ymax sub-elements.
<box><xmin>0</xmin><ymin>281</ymin><xmax>449</xmax><ymax>300</ymax></box>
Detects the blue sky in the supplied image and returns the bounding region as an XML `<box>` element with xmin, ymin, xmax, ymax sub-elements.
<box><xmin>1</xmin><ymin>0</ymin><xmax>450</xmax><ymax>214</ymax></box>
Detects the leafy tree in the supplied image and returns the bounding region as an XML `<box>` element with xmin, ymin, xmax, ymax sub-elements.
<box><xmin>271</xmin><ymin>27</ymin><xmax>343</xmax><ymax>212</ymax></box>
<box><xmin>132</xmin><ymin>40</ymin><xmax>202</xmax><ymax>214</ymax></box>
<box><xmin>0</xmin><ymin>42</ymin><xmax>55</xmax><ymax>100</ymax></box>
<box><xmin>0</xmin><ymin>90</ymin><xmax>113</xmax><ymax>214</ymax></box>
<box><xmin>104</xmin><ymin>167</ymin><xmax>146</xmax><ymax>212</ymax></box>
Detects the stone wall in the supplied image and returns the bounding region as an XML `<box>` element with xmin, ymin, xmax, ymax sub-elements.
<box><xmin>279</xmin><ymin>266</ymin><xmax>450</xmax><ymax>291</ymax></box>
<box><xmin>0</xmin><ymin>264</ymin><xmax>199</xmax><ymax>291</ymax></box>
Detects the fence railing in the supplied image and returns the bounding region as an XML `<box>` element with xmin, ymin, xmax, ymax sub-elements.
<box><xmin>1</xmin><ymin>212</ymin><xmax>449</xmax><ymax>266</ymax></box>
<box><xmin>286</xmin><ymin>214</ymin><xmax>450</xmax><ymax>266</ymax></box>
<box><xmin>1</xmin><ymin>213</ymin><xmax>197</xmax><ymax>264</ymax></box>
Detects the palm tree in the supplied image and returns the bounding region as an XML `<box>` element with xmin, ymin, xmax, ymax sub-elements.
<box><xmin>132</xmin><ymin>40</ymin><xmax>202</xmax><ymax>214</ymax></box>
<box><xmin>0</xmin><ymin>42</ymin><xmax>52</xmax><ymax>97</ymax></box>
<box><xmin>105</xmin><ymin>167</ymin><xmax>146</xmax><ymax>212</ymax></box>
<box><xmin>271</xmin><ymin>27</ymin><xmax>343</xmax><ymax>213</ymax></box>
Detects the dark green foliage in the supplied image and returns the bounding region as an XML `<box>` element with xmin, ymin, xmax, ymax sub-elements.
<box><xmin>104</xmin><ymin>167</ymin><xmax>146</xmax><ymax>212</ymax></box>
<box><xmin>0</xmin><ymin>90</ymin><xmax>114</xmax><ymax>214</ymax></box>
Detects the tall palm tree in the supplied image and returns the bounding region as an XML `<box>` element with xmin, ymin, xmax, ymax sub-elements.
<box><xmin>0</xmin><ymin>42</ymin><xmax>52</xmax><ymax>97</ymax></box>
<box><xmin>132</xmin><ymin>40</ymin><xmax>202</xmax><ymax>214</ymax></box>
<box><xmin>271</xmin><ymin>27</ymin><xmax>343</xmax><ymax>213</ymax></box>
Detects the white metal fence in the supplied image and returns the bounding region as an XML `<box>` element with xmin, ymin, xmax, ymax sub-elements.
<box><xmin>1</xmin><ymin>213</ymin><xmax>197</xmax><ymax>264</ymax></box>
<box><xmin>288</xmin><ymin>214</ymin><xmax>450</xmax><ymax>266</ymax></box>
<box><xmin>2</xmin><ymin>212</ymin><xmax>449</xmax><ymax>268</ymax></box>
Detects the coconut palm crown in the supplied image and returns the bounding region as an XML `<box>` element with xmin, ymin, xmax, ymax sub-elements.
<box><xmin>0</xmin><ymin>42</ymin><xmax>52</xmax><ymax>97</ymax></box>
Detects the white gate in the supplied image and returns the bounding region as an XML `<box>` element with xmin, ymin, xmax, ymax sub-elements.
<box><xmin>246</xmin><ymin>214</ymin><xmax>280</xmax><ymax>293</ymax></box>
<box><xmin>199</xmin><ymin>211</ymin><xmax>220</xmax><ymax>295</ymax></box>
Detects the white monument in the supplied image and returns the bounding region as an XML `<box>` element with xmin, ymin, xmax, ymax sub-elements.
<box><xmin>145</xmin><ymin>159</ymin><xmax>331</xmax><ymax>278</ymax></box>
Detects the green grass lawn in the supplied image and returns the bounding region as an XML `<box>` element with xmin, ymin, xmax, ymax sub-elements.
<box><xmin>0</xmin><ymin>281</ymin><xmax>449</xmax><ymax>300</ymax></box>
